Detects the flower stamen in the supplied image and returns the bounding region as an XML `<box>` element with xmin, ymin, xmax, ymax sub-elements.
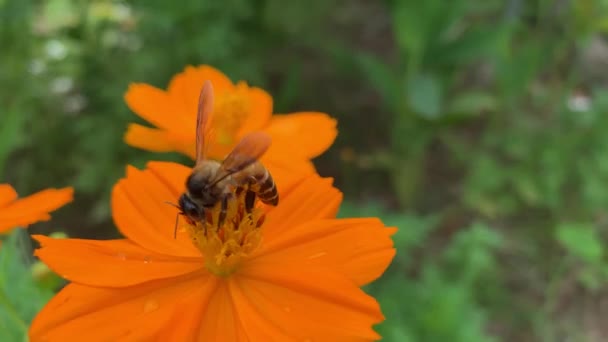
<box><xmin>184</xmin><ymin>191</ymin><xmax>264</xmax><ymax>277</ymax></box>
<box><xmin>213</xmin><ymin>83</ymin><xmax>250</xmax><ymax>145</ymax></box>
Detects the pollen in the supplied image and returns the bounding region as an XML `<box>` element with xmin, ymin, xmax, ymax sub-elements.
<box><xmin>184</xmin><ymin>192</ymin><xmax>265</xmax><ymax>277</ymax></box>
<box><xmin>213</xmin><ymin>83</ymin><xmax>250</xmax><ymax>145</ymax></box>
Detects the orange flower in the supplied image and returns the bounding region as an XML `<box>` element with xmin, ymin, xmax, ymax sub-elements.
<box><xmin>0</xmin><ymin>184</ymin><xmax>73</xmax><ymax>234</ymax></box>
<box><xmin>29</xmin><ymin>162</ymin><xmax>396</xmax><ymax>341</ymax></box>
<box><xmin>124</xmin><ymin>65</ymin><xmax>337</xmax><ymax>191</ymax></box>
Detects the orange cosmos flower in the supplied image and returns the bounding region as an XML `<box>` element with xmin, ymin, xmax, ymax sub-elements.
<box><xmin>0</xmin><ymin>184</ymin><xmax>73</xmax><ymax>234</ymax></box>
<box><xmin>29</xmin><ymin>162</ymin><xmax>396</xmax><ymax>341</ymax></box>
<box><xmin>124</xmin><ymin>65</ymin><xmax>337</xmax><ymax>191</ymax></box>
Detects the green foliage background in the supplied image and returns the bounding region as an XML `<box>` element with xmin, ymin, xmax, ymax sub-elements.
<box><xmin>3</xmin><ymin>0</ymin><xmax>608</xmax><ymax>340</ymax></box>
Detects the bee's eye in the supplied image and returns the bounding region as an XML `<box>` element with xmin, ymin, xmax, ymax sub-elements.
<box><xmin>186</xmin><ymin>206</ymin><xmax>199</xmax><ymax>217</ymax></box>
<box><xmin>183</xmin><ymin>200</ymin><xmax>197</xmax><ymax>215</ymax></box>
<box><xmin>179</xmin><ymin>194</ymin><xmax>202</xmax><ymax>220</ymax></box>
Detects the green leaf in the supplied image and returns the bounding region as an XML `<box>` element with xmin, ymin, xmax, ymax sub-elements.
<box><xmin>374</xmin><ymin>268</ymin><xmax>496</xmax><ymax>342</ymax></box>
<box><xmin>429</xmin><ymin>25</ymin><xmax>511</xmax><ymax>66</ymax></box>
<box><xmin>556</xmin><ymin>223</ymin><xmax>603</xmax><ymax>264</ymax></box>
<box><xmin>447</xmin><ymin>91</ymin><xmax>497</xmax><ymax>117</ymax></box>
<box><xmin>391</xmin><ymin>0</ymin><xmax>468</xmax><ymax>70</ymax></box>
<box><xmin>0</xmin><ymin>109</ymin><xmax>26</xmax><ymax>177</ymax></box>
<box><xmin>495</xmin><ymin>41</ymin><xmax>544</xmax><ymax>102</ymax></box>
<box><xmin>355</xmin><ymin>53</ymin><xmax>401</xmax><ymax>112</ymax></box>
<box><xmin>42</xmin><ymin>0</ymin><xmax>78</xmax><ymax>30</ymax></box>
<box><xmin>0</xmin><ymin>231</ymin><xmax>55</xmax><ymax>341</ymax></box>
<box><xmin>579</xmin><ymin>267</ymin><xmax>603</xmax><ymax>291</ymax></box>
<box><xmin>444</xmin><ymin>223</ymin><xmax>502</xmax><ymax>283</ymax></box>
<box><xmin>406</xmin><ymin>72</ymin><xmax>443</xmax><ymax>119</ymax></box>
<box><xmin>273</xmin><ymin>64</ymin><xmax>301</xmax><ymax>112</ymax></box>
<box><xmin>391</xmin><ymin>0</ymin><xmax>428</xmax><ymax>68</ymax></box>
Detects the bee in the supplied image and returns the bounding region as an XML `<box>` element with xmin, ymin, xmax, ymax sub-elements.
<box><xmin>175</xmin><ymin>80</ymin><xmax>278</xmax><ymax>235</ymax></box>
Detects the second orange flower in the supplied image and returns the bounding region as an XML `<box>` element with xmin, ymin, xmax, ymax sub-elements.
<box><xmin>124</xmin><ymin>65</ymin><xmax>338</xmax><ymax>190</ymax></box>
<box><xmin>0</xmin><ymin>184</ymin><xmax>73</xmax><ymax>234</ymax></box>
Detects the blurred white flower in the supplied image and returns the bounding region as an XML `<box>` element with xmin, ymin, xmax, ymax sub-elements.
<box><xmin>113</xmin><ymin>3</ymin><xmax>132</xmax><ymax>22</ymax></box>
<box><xmin>64</xmin><ymin>94</ymin><xmax>87</xmax><ymax>114</ymax></box>
<box><xmin>567</xmin><ymin>93</ymin><xmax>591</xmax><ymax>112</ymax></box>
<box><xmin>45</xmin><ymin>40</ymin><xmax>68</xmax><ymax>60</ymax></box>
<box><xmin>28</xmin><ymin>59</ymin><xmax>47</xmax><ymax>75</ymax></box>
<box><xmin>50</xmin><ymin>77</ymin><xmax>74</xmax><ymax>94</ymax></box>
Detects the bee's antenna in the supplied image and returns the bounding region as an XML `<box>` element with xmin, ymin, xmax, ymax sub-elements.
<box><xmin>164</xmin><ymin>201</ymin><xmax>180</xmax><ymax>209</ymax></box>
<box><xmin>164</xmin><ymin>201</ymin><xmax>181</xmax><ymax>239</ymax></box>
<box><xmin>173</xmin><ymin>214</ymin><xmax>179</xmax><ymax>239</ymax></box>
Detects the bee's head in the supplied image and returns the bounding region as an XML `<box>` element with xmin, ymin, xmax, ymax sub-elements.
<box><xmin>178</xmin><ymin>193</ymin><xmax>203</xmax><ymax>222</ymax></box>
<box><xmin>185</xmin><ymin>171</ymin><xmax>221</xmax><ymax>207</ymax></box>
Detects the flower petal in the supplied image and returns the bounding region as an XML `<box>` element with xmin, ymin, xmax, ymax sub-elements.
<box><xmin>0</xmin><ymin>187</ymin><xmax>73</xmax><ymax>233</ymax></box>
<box><xmin>264</xmin><ymin>112</ymin><xmax>338</xmax><ymax>159</ymax></box>
<box><xmin>167</xmin><ymin>131</ymin><xmax>198</xmax><ymax>160</ymax></box>
<box><xmin>197</xmin><ymin>280</ymin><xmax>250</xmax><ymax>341</ymax></box>
<box><xmin>33</xmin><ymin>235</ymin><xmax>203</xmax><ymax>287</ymax></box>
<box><xmin>238</xmin><ymin>261</ymin><xmax>383</xmax><ymax>341</ymax></box>
<box><xmin>168</xmin><ymin>65</ymin><xmax>235</xmax><ymax>115</ymax></box>
<box><xmin>112</xmin><ymin>163</ymin><xmax>199</xmax><ymax>257</ymax></box>
<box><xmin>261</xmin><ymin>155</ymin><xmax>316</xmax><ymax>198</ymax></box>
<box><xmin>124</xmin><ymin>83</ymin><xmax>188</xmax><ymax>132</ymax></box>
<box><xmin>236</xmin><ymin>83</ymin><xmax>273</xmax><ymax>135</ymax></box>
<box><xmin>263</xmin><ymin>175</ymin><xmax>342</xmax><ymax>239</ymax></box>
<box><xmin>227</xmin><ymin>278</ymin><xmax>294</xmax><ymax>341</ymax></box>
<box><xmin>155</xmin><ymin>277</ymin><xmax>221</xmax><ymax>341</ymax></box>
<box><xmin>256</xmin><ymin>218</ymin><xmax>397</xmax><ymax>286</ymax></box>
<box><xmin>29</xmin><ymin>273</ymin><xmax>216</xmax><ymax>342</ymax></box>
<box><xmin>167</xmin><ymin>65</ymin><xmax>234</xmax><ymax>132</ymax></box>
<box><xmin>146</xmin><ymin>161</ymin><xmax>192</xmax><ymax>195</ymax></box>
<box><xmin>0</xmin><ymin>184</ymin><xmax>17</xmax><ymax>207</ymax></box>
<box><xmin>124</xmin><ymin>124</ymin><xmax>174</xmax><ymax>152</ymax></box>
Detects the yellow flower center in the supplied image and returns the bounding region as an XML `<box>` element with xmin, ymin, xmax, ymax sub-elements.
<box><xmin>213</xmin><ymin>84</ymin><xmax>250</xmax><ymax>146</ymax></box>
<box><xmin>184</xmin><ymin>192</ymin><xmax>265</xmax><ymax>277</ymax></box>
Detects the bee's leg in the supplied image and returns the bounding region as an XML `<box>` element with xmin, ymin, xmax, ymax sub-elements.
<box><xmin>245</xmin><ymin>190</ymin><xmax>256</xmax><ymax>215</ymax></box>
<box><xmin>203</xmin><ymin>207</ymin><xmax>211</xmax><ymax>225</ymax></box>
<box><xmin>217</xmin><ymin>192</ymin><xmax>234</xmax><ymax>229</ymax></box>
<box><xmin>235</xmin><ymin>186</ymin><xmax>244</xmax><ymax>197</ymax></box>
<box><xmin>201</xmin><ymin>208</ymin><xmax>210</xmax><ymax>236</ymax></box>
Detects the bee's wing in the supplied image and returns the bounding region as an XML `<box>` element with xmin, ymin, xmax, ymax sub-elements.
<box><xmin>211</xmin><ymin>131</ymin><xmax>271</xmax><ymax>184</ymax></box>
<box><xmin>195</xmin><ymin>81</ymin><xmax>214</xmax><ymax>165</ymax></box>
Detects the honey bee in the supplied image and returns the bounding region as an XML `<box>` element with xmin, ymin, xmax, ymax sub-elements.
<box><xmin>175</xmin><ymin>80</ymin><xmax>278</xmax><ymax>234</ymax></box>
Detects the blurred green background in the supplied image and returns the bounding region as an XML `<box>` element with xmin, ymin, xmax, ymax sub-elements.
<box><xmin>3</xmin><ymin>0</ymin><xmax>608</xmax><ymax>340</ymax></box>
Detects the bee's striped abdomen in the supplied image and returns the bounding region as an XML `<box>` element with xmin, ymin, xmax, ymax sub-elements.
<box><xmin>249</xmin><ymin>166</ymin><xmax>279</xmax><ymax>206</ymax></box>
<box><xmin>259</xmin><ymin>170</ymin><xmax>278</xmax><ymax>205</ymax></box>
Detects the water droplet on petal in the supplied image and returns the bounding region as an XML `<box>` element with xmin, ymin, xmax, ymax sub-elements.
<box><xmin>143</xmin><ymin>299</ymin><xmax>159</xmax><ymax>313</ymax></box>
<box><xmin>283</xmin><ymin>306</ymin><xmax>291</xmax><ymax>313</ymax></box>
<box><xmin>143</xmin><ymin>256</ymin><xmax>151</xmax><ymax>264</ymax></box>
<box><xmin>116</xmin><ymin>253</ymin><xmax>127</xmax><ymax>261</ymax></box>
<box><xmin>308</xmin><ymin>252</ymin><xmax>327</xmax><ymax>260</ymax></box>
